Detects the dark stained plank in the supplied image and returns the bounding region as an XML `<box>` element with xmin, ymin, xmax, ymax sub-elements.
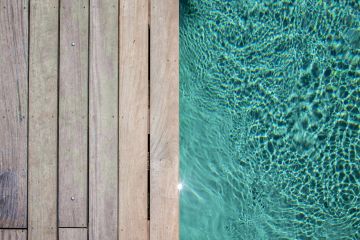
<box><xmin>119</xmin><ymin>0</ymin><xmax>149</xmax><ymax>238</ymax></box>
<box><xmin>28</xmin><ymin>0</ymin><xmax>58</xmax><ymax>239</ymax></box>
<box><xmin>89</xmin><ymin>0</ymin><xmax>118</xmax><ymax>239</ymax></box>
<box><xmin>150</xmin><ymin>0</ymin><xmax>179</xmax><ymax>239</ymax></box>
<box><xmin>0</xmin><ymin>230</ymin><xmax>27</xmax><ymax>240</ymax></box>
<box><xmin>59</xmin><ymin>0</ymin><xmax>89</xmax><ymax>227</ymax></box>
<box><xmin>59</xmin><ymin>228</ymin><xmax>87</xmax><ymax>240</ymax></box>
<box><xmin>0</xmin><ymin>0</ymin><xmax>28</xmax><ymax>228</ymax></box>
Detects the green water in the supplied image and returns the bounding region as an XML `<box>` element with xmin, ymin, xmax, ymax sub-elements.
<box><xmin>180</xmin><ymin>0</ymin><xmax>360</xmax><ymax>239</ymax></box>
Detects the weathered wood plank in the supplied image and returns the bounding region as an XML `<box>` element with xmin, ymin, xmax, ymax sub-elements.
<box><xmin>59</xmin><ymin>0</ymin><xmax>89</xmax><ymax>228</ymax></box>
<box><xmin>119</xmin><ymin>0</ymin><xmax>149</xmax><ymax>238</ymax></box>
<box><xmin>150</xmin><ymin>0</ymin><xmax>179</xmax><ymax>239</ymax></box>
<box><xmin>28</xmin><ymin>0</ymin><xmax>58</xmax><ymax>239</ymax></box>
<box><xmin>89</xmin><ymin>0</ymin><xmax>118</xmax><ymax>239</ymax></box>
<box><xmin>0</xmin><ymin>0</ymin><xmax>28</xmax><ymax>228</ymax></box>
<box><xmin>0</xmin><ymin>230</ymin><xmax>27</xmax><ymax>240</ymax></box>
<box><xmin>59</xmin><ymin>228</ymin><xmax>87</xmax><ymax>240</ymax></box>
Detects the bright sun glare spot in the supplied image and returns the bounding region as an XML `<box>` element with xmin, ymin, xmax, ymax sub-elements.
<box><xmin>177</xmin><ymin>183</ymin><xmax>183</xmax><ymax>191</ymax></box>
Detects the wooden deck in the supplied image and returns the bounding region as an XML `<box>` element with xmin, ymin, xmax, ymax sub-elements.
<box><xmin>0</xmin><ymin>0</ymin><xmax>179</xmax><ymax>239</ymax></box>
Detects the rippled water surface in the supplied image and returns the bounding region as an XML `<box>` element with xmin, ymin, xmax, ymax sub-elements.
<box><xmin>180</xmin><ymin>0</ymin><xmax>359</xmax><ymax>239</ymax></box>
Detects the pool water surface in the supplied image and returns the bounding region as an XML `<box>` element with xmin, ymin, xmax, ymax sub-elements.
<box><xmin>180</xmin><ymin>0</ymin><xmax>359</xmax><ymax>239</ymax></box>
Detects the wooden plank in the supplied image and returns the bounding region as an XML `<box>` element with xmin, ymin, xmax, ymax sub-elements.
<box><xmin>150</xmin><ymin>0</ymin><xmax>179</xmax><ymax>239</ymax></box>
<box><xmin>28</xmin><ymin>0</ymin><xmax>58</xmax><ymax>239</ymax></box>
<box><xmin>119</xmin><ymin>0</ymin><xmax>149</xmax><ymax>239</ymax></box>
<box><xmin>0</xmin><ymin>230</ymin><xmax>27</xmax><ymax>240</ymax></box>
<box><xmin>59</xmin><ymin>228</ymin><xmax>87</xmax><ymax>240</ymax></box>
<box><xmin>148</xmin><ymin>0</ymin><xmax>151</xmax><ymax>26</ymax></box>
<box><xmin>89</xmin><ymin>0</ymin><xmax>118</xmax><ymax>239</ymax></box>
<box><xmin>59</xmin><ymin>0</ymin><xmax>88</xmax><ymax>227</ymax></box>
<box><xmin>0</xmin><ymin>0</ymin><xmax>28</xmax><ymax>228</ymax></box>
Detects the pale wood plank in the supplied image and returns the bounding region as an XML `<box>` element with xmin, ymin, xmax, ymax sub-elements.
<box><xmin>0</xmin><ymin>0</ymin><xmax>28</xmax><ymax>228</ymax></box>
<box><xmin>59</xmin><ymin>0</ymin><xmax>89</xmax><ymax>227</ymax></box>
<box><xmin>150</xmin><ymin>0</ymin><xmax>179</xmax><ymax>239</ymax></box>
<box><xmin>28</xmin><ymin>0</ymin><xmax>58</xmax><ymax>239</ymax></box>
<box><xmin>59</xmin><ymin>228</ymin><xmax>87</xmax><ymax>240</ymax></box>
<box><xmin>119</xmin><ymin>0</ymin><xmax>149</xmax><ymax>239</ymax></box>
<box><xmin>0</xmin><ymin>230</ymin><xmax>27</xmax><ymax>240</ymax></box>
<box><xmin>148</xmin><ymin>0</ymin><xmax>151</xmax><ymax>26</ymax></box>
<box><xmin>89</xmin><ymin>0</ymin><xmax>118</xmax><ymax>239</ymax></box>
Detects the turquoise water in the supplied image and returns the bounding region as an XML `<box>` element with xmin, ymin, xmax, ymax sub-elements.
<box><xmin>180</xmin><ymin>0</ymin><xmax>359</xmax><ymax>239</ymax></box>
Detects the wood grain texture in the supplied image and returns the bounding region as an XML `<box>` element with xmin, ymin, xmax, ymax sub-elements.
<box><xmin>150</xmin><ymin>0</ymin><xmax>179</xmax><ymax>239</ymax></box>
<box><xmin>59</xmin><ymin>228</ymin><xmax>87</xmax><ymax>240</ymax></box>
<box><xmin>59</xmin><ymin>0</ymin><xmax>89</xmax><ymax>227</ymax></box>
<box><xmin>0</xmin><ymin>0</ymin><xmax>28</xmax><ymax>228</ymax></box>
<box><xmin>0</xmin><ymin>230</ymin><xmax>26</xmax><ymax>240</ymax></box>
<box><xmin>119</xmin><ymin>0</ymin><xmax>149</xmax><ymax>239</ymax></box>
<box><xmin>89</xmin><ymin>0</ymin><xmax>118</xmax><ymax>239</ymax></box>
<box><xmin>28</xmin><ymin>0</ymin><xmax>58</xmax><ymax>239</ymax></box>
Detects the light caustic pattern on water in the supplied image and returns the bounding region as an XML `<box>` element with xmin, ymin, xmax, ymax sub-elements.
<box><xmin>180</xmin><ymin>0</ymin><xmax>359</xmax><ymax>239</ymax></box>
